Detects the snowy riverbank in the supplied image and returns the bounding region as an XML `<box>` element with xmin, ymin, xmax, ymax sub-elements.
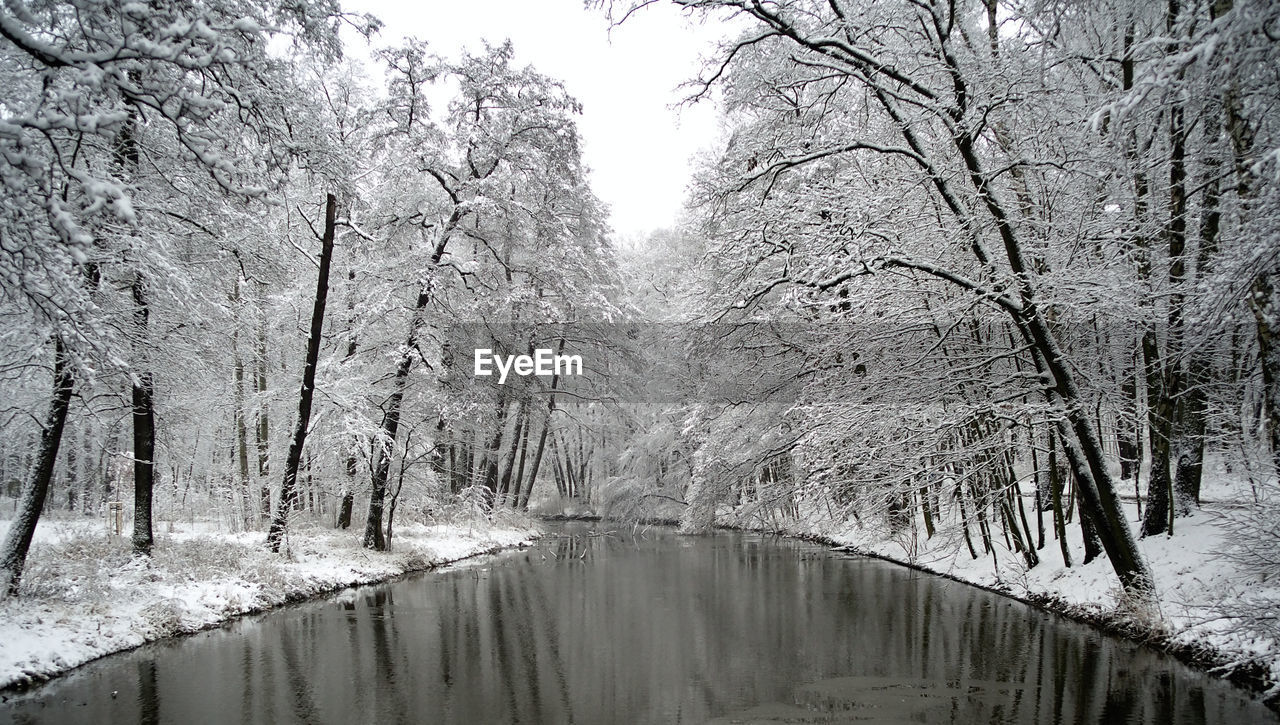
<box><xmin>0</xmin><ymin>516</ymin><xmax>541</xmax><ymax>690</ymax></box>
<box><xmin>722</xmin><ymin>498</ymin><xmax>1280</xmax><ymax>705</ymax></box>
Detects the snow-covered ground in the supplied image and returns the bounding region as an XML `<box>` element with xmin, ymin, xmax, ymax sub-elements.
<box><xmin>0</xmin><ymin>515</ymin><xmax>541</xmax><ymax>690</ymax></box>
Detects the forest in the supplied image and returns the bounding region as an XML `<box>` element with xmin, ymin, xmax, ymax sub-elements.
<box><xmin>2</xmin><ymin>0</ymin><xmax>1280</xmax><ymax>698</ymax></box>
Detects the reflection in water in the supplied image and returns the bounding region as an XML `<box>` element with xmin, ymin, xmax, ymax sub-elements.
<box><xmin>137</xmin><ymin>659</ymin><xmax>158</xmax><ymax>725</ymax></box>
<box><xmin>2</xmin><ymin>524</ymin><xmax>1275</xmax><ymax>725</ymax></box>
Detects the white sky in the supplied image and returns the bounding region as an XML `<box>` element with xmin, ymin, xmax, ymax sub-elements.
<box><xmin>342</xmin><ymin>0</ymin><xmax>742</xmax><ymax>242</ymax></box>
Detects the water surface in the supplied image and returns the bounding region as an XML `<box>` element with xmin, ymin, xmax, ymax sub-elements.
<box><xmin>2</xmin><ymin>523</ymin><xmax>1274</xmax><ymax>724</ymax></box>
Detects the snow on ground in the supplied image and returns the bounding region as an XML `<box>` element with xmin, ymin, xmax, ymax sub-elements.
<box><xmin>0</xmin><ymin>514</ymin><xmax>541</xmax><ymax>690</ymax></box>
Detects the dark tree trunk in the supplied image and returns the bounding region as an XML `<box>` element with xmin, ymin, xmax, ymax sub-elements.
<box><xmin>131</xmin><ymin>273</ymin><xmax>156</xmax><ymax>556</ymax></box>
<box><xmin>1002</xmin><ymin>493</ymin><xmax>1037</xmax><ymax>569</ymax></box>
<box><xmin>1172</xmin><ymin>429</ymin><xmax>1204</xmax><ymax>510</ymax></box>
<box><xmin>1118</xmin><ymin>371</ymin><xmax>1141</xmax><ymax>483</ymax></box>
<box><xmin>1030</xmin><ymin>431</ymin><xmax>1046</xmax><ymax>550</ymax></box>
<box><xmin>510</xmin><ymin>411</ymin><xmax>531</xmax><ymax>508</ymax></box>
<box><xmin>956</xmin><ymin>111</ymin><xmax>1151</xmax><ymax>591</ymax></box>
<box><xmin>1174</xmin><ymin>131</ymin><xmax>1221</xmax><ymax>507</ymax></box>
<box><xmin>497</xmin><ymin>402</ymin><xmax>525</xmax><ymax>505</ymax></box>
<box><xmin>385</xmin><ymin>440</ymin><xmax>413</xmax><ymax>551</ymax></box>
<box><xmin>955</xmin><ymin>478</ymin><xmax>979</xmax><ymax>560</ymax></box>
<box><xmin>233</xmin><ymin>280</ymin><xmax>252</xmax><ymax>529</ymax></box>
<box><xmin>1012</xmin><ymin>479</ymin><xmax>1036</xmax><ymax>566</ymax></box>
<box><xmin>550</xmin><ymin>434</ymin><xmax>568</xmax><ymax>501</ymax></box>
<box><xmin>1252</xmin><ymin>270</ymin><xmax>1280</xmax><ymax>475</ymax></box>
<box><xmin>480</xmin><ymin>392</ymin><xmax>511</xmax><ymax>498</ymax></box>
<box><xmin>338</xmin><ymin>267</ymin><xmax>358</xmax><ymax>530</ymax></box>
<box><xmin>1141</xmin><ymin>329</ymin><xmax>1175</xmax><ymax>538</ymax></box>
<box><xmin>255</xmin><ymin>319</ymin><xmax>271</xmax><ymax>521</ymax></box>
<box><xmin>337</xmin><ymin>491</ymin><xmax>354</xmax><ymax>529</ymax></box>
<box><xmin>109</xmin><ymin>90</ymin><xmax>156</xmax><ymax>555</ymax></box>
<box><xmin>517</xmin><ymin>339</ymin><xmax>563</xmax><ymax>510</ymax></box>
<box><xmin>1048</xmin><ymin>426</ymin><xmax>1072</xmax><ymax>568</ymax></box>
<box><xmin>971</xmin><ymin>482</ymin><xmax>992</xmax><ymax>554</ymax></box>
<box><xmin>364</xmin><ymin>209</ymin><xmax>462</xmax><ymax>551</ymax></box>
<box><xmin>364</xmin><ymin>393</ymin><xmax>399</xmax><ymax>550</ymax></box>
<box><xmin>0</xmin><ymin>338</ymin><xmax>75</xmax><ymax>596</ymax></box>
<box><xmin>267</xmin><ymin>194</ymin><xmax>337</xmax><ymax>553</ymax></box>
<box><xmin>1144</xmin><ymin>40</ymin><xmax>1191</xmax><ymax>535</ymax></box>
<box><xmin>1079</xmin><ymin>507</ymin><xmax>1103</xmax><ymax>565</ymax></box>
<box><xmin>520</xmin><ymin>415</ymin><xmax>551</xmax><ymax>510</ymax></box>
<box><xmin>919</xmin><ymin>480</ymin><xmax>936</xmax><ymax>539</ymax></box>
<box><xmin>577</xmin><ymin>432</ymin><xmax>592</xmax><ymax>503</ymax></box>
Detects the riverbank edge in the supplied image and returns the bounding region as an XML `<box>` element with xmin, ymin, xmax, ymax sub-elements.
<box><xmin>0</xmin><ymin>528</ymin><xmax>542</xmax><ymax>694</ymax></box>
<box><xmin>542</xmin><ymin>512</ymin><xmax>1278</xmax><ymax>707</ymax></box>
<box><xmin>722</xmin><ymin>523</ymin><xmax>1279</xmax><ymax>712</ymax></box>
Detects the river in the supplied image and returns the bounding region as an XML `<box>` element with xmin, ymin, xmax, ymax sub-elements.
<box><xmin>1</xmin><ymin>522</ymin><xmax>1274</xmax><ymax>724</ymax></box>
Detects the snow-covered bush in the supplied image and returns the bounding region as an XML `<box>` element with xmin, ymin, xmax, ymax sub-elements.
<box><xmin>138</xmin><ymin>598</ymin><xmax>184</xmax><ymax>638</ymax></box>
<box><xmin>17</xmin><ymin>532</ymin><xmax>130</xmax><ymax>601</ymax></box>
<box><xmin>1217</xmin><ymin>497</ymin><xmax>1280</xmax><ymax>642</ymax></box>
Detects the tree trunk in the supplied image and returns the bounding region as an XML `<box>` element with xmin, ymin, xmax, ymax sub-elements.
<box><xmin>520</xmin><ymin>415</ymin><xmax>550</xmax><ymax>510</ymax></box>
<box><xmin>1118</xmin><ymin>370</ymin><xmax>1141</xmax><ymax>483</ymax></box>
<box><xmin>955</xmin><ymin>478</ymin><xmax>979</xmax><ymax>560</ymax></box>
<box><xmin>550</xmin><ymin>434</ymin><xmax>568</xmax><ymax>500</ymax></box>
<box><xmin>1012</xmin><ymin>478</ymin><xmax>1036</xmax><ymax>566</ymax></box>
<box><xmin>338</xmin><ymin>267</ymin><xmax>358</xmax><ymax>530</ymax></box>
<box><xmin>337</xmin><ymin>490</ymin><xmax>354</xmax><ymax>529</ymax></box>
<box><xmin>1031</xmin><ymin>432</ymin><xmax>1046</xmax><ymax>550</ymax></box>
<box><xmin>1079</xmin><ymin>507</ymin><xmax>1103</xmax><ymax>565</ymax></box>
<box><xmin>385</xmin><ymin>441</ymin><xmax>411</xmax><ymax>551</ymax></box>
<box><xmin>1175</xmin><ymin>146</ymin><xmax>1220</xmax><ymax>506</ymax></box>
<box><xmin>1141</xmin><ymin>328</ymin><xmax>1175</xmax><ymax>537</ymax></box>
<box><xmin>497</xmin><ymin>401</ymin><xmax>526</xmax><ymax>505</ymax></box>
<box><xmin>517</xmin><ymin>340</ymin><xmax>563</xmax><ymax>510</ymax></box>
<box><xmin>364</xmin><ymin>209</ymin><xmax>463</xmax><ymax>551</ymax></box>
<box><xmin>1252</xmin><ymin>271</ymin><xmax>1280</xmax><ymax>475</ymax></box>
<box><xmin>955</xmin><ymin>92</ymin><xmax>1152</xmax><ymax>592</ymax></box>
<box><xmin>131</xmin><ymin>273</ymin><xmax>156</xmax><ymax>556</ymax></box>
<box><xmin>919</xmin><ymin>479</ymin><xmax>936</xmax><ymax>539</ymax></box>
<box><xmin>1006</xmin><ymin>286</ymin><xmax>1147</xmax><ymax>590</ymax></box>
<box><xmin>1144</xmin><ymin>36</ymin><xmax>1190</xmax><ymax>534</ymax></box>
<box><xmin>255</xmin><ymin>318</ymin><xmax>271</xmax><ymax>522</ymax></box>
<box><xmin>1048</xmin><ymin>428</ymin><xmax>1072</xmax><ymax>568</ymax></box>
<box><xmin>267</xmin><ymin>194</ymin><xmax>337</xmax><ymax>553</ymax></box>
<box><xmin>510</xmin><ymin>410</ymin><xmax>531</xmax><ymax>508</ymax></box>
<box><xmin>0</xmin><ymin>337</ymin><xmax>75</xmax><ymax>596</ymax></box>
<box><xmin>233</xmin><ymin>279</ymin><xmax>252</xmax><ymax>529</ymax></box>
<box><xmin>480</xmin><ymin>392</ymin><xmax>511</xmax><ymax>498</ymax></box>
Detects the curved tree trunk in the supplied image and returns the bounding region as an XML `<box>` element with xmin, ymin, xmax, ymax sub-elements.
<box><xmin>0</xmin><ymin>338</ymin><xmax>75</xmax><ymax>596</ymax></box>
